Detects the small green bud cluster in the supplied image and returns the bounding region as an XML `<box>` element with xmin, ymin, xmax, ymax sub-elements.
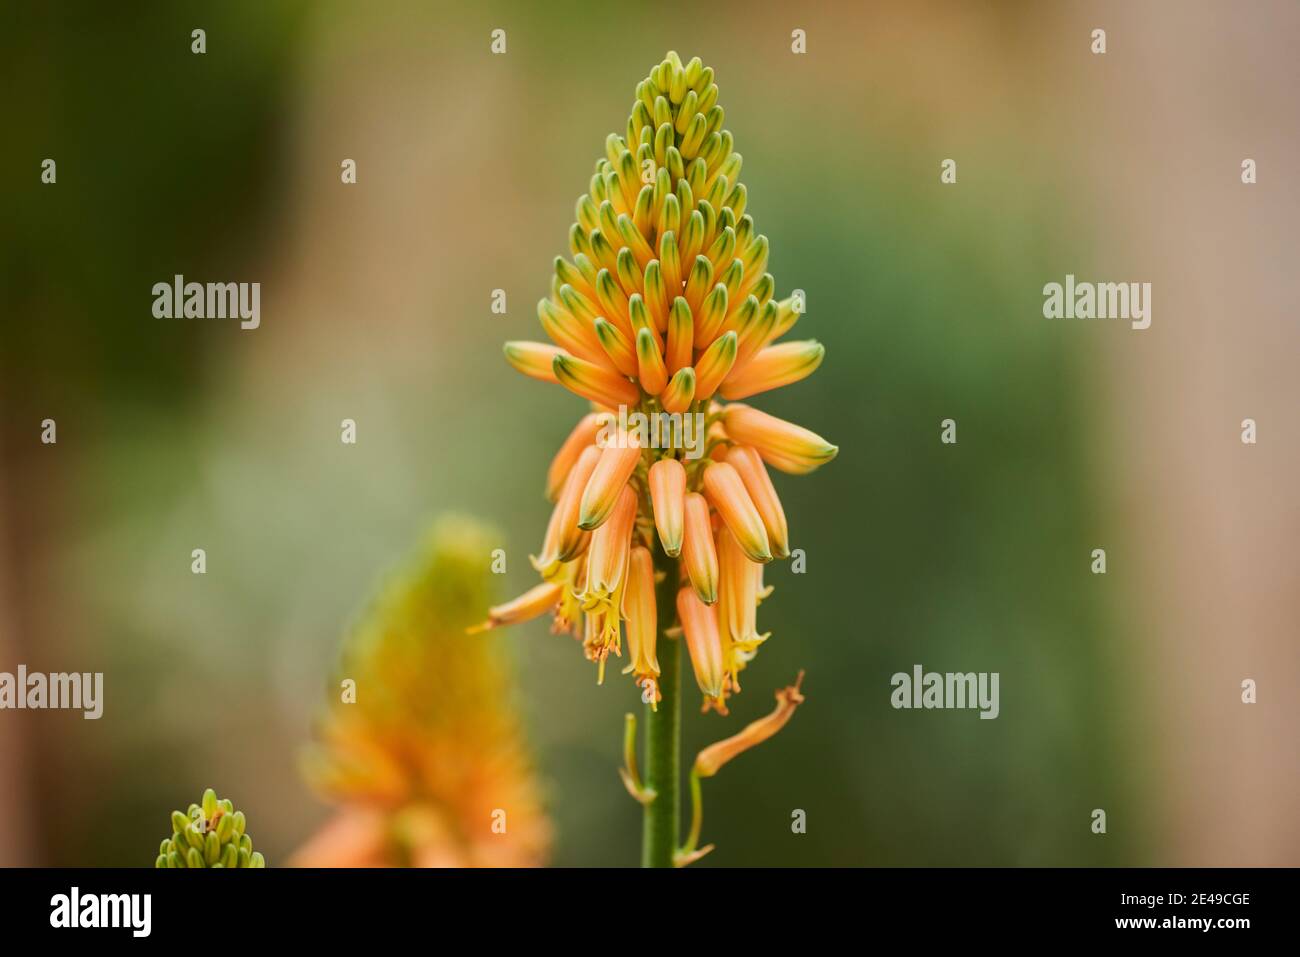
<box><xmin>154</xmin><ymin>788</ymin><xmax>265</xmax><ymax>868</ymax></box>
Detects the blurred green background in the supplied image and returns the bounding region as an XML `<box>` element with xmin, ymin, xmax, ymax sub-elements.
<box><xmin>3</xmin><ymin>1</ymin><xmax>1295</xmax><ymax>867</ymax></box>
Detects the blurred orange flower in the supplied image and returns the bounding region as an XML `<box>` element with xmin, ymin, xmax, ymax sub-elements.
<box><xmin>296</xmin><ymin>518</ymin><xmax>550</xmax><ymax>867</ymax></box>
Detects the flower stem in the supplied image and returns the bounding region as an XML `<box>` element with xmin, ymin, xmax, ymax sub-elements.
<box><xmin>641</xmin><ymin>545</ymin><xmax>681</xmax><ymax>867</ymax></box>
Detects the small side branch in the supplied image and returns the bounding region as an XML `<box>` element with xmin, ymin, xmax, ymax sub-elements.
<box><xmin>673</xmin><ymin>769</ymin><xmax>715</xmax><ymax>867</ymax></box>
<box><xmin>618</xmin><ymin>712</ymin><xmax>657</xmax><ymax>805</ymax></box>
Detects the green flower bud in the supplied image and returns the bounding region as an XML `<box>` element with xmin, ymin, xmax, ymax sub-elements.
<box><xmin>155</xmin><ymin>789</ymin><xmax>265</xmax><ymax>868</ymax></box>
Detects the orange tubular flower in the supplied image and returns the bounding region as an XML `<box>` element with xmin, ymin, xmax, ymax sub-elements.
<box><xmin>533</xmin><ymin>444</ymin><xmax>601</xmax><ymax>578</ymax></box>
<box><xmin>701</xmin><ymin>461</ymin><xmax>771</xmax><ymax>564</ymax></box>
<box><xmin>720</xmin><ymin>340</ymin><xmax>825</xmax><ymax>400</ymax></box>
<box><xmin>636</xmin><ymin>328</ymin><xmax>669</xmax><ymax>394</ymax></box>
<box><xmin>622</xmin><ymin>546</ymin><xmax>661</xmax><ymax>703</ymax></box>
<box><xmin>693</xmin><ymin>330</ymin><xmax>738</xmax><ymax>400</ymax></box>
<box><xmin>595</xmin><ymin>319</ymin><xmax>640</xmax><ymax>378</ymax></box>
<box><xmin>537</xmin><ymin>298</ymin><xmax>607</xmax><ymax>367</ymax></box>
<box><xmin>719</xmin><ymin>403</ymin><xmax>839</xmax><ymax>475</ymax></box>
<box><xmin>648</xmin><ymin>458</ymin><xmax>686</xmax><ymax>557</ymax></box>
<box><xmin>553</xmin><ymin>354</ymin><xmax>641</xmax><ymax>409</ymax></box>
<box><xmin>468</xmin><ymin>581</ymin><xmax>562</xmax><ymax>634</ymax></box>
<box><xmin>666</xmin><ymin>297</ymin><xmax>693</xmax><ymax>373</ymax></box>
<box><xmin>681</xmin><ymin>492</ymin><xmax>719</xmax><ymax>605</ymax></box>
<box><xmin>504</xmin><ymin>341</ymin><xmax>564</xmax><ymax>384</ymax></box>
<box><xmin>579</xmin><ymin>433</ymin><xmax>642</xmax><ymax>530</ymax></box>
<box><xmin>582</xmin><ymin>483</ymin><xmax>637</xmax><ymax>625</ymax></box>
<box><xmin>716</xmin><ymin>525</ymin><xmax>769</xmax><ymax>658</ymax></box>
<box><xmin>677</xmin><ymin>586</ymin><xmax>726</xmax><ymax>709</ymax></box>
<box><xmin>693</xmin><ymin>673</ymin><xmax>806</xmax><ymax>778</ymax></box>
<box><xmin>546</xmin><ymin>413</ymin><xmax>604</xmax><ymax>502</ymax></box>
<box><xmin>660</xmin><ymin>366</ymin><xmax>696</xmax><ymax>414</ymax></box>
<box><xmin>723</xmin><ymin>445</ymin><xmax>789</xmax><ymax>559</ymax></box>
<box><xmin>490</xmin><ymin>51</ymin><xmax>837</xmax><ymax>713</ymax></box>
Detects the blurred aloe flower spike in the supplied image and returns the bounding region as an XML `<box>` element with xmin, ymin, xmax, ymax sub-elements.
<box><xmin>299</xmin><ymin>518</ymin><xmax>550</xmax><ymax>867</ymax></box>
<box><xmin>155</xmin><ymin>788</ymin><xmax>264</xmax><ymax>868</ymax></box>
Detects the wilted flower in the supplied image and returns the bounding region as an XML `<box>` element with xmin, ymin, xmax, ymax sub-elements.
<box><xmin>694</xmin><ymin>673</ymin><xmax>805</xmax><ymax>778</ymax></box>
<box><xmin>489</xmin><ymin>52</ymin><xmax>837</xmax><ymax>715</ymax></box>
<box><xmin>155</xmin><ymin>788</ymin><xmax>264</xmax><ymax>868</ymax></box>
<box><xmin>297</xmin><ymin>518</ymin><xmax>550</xmax><ymax>867</ymax></box>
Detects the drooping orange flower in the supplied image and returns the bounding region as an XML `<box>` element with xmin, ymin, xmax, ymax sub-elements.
<box><xmin>486</xmin><ymin>52</ymin><xmax>837</xmax><ymax>714</ymax></box>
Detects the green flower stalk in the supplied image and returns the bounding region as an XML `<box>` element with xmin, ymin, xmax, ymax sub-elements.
<box><xmin>155</xmin><ymin>788</ymin><xmax>265</xmax><ymax>868</ymax></box>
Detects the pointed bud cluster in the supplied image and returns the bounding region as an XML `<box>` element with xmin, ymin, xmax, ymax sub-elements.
<box><xmin>487</xmin><ymin>52</ymin><xmax>838</xmax><ymax>712</ymax></box>
<box><xmin>155</xmin><ymin>788</ymin><xmax>264</xmax><ymax>868</ymax></box>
